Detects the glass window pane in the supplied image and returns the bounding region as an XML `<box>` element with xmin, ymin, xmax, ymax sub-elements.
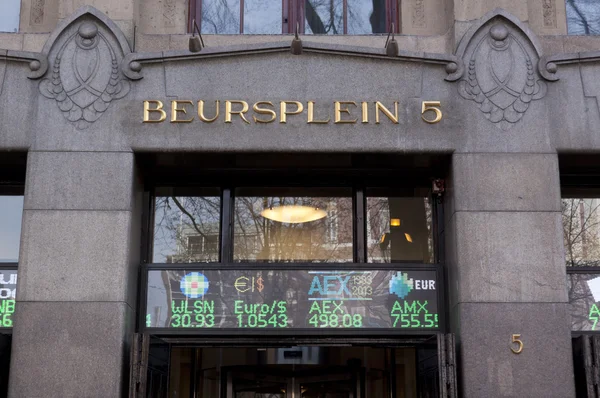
<box><xmin>562</xmin><ymin>198</ymin><xmax>600</xmax><ymax>266</ymax></box>
<box><xmin>347</xmin><ymin>0</ymin><xmax>387</xmax><ymax>34</ymax></box>
<box><xmin>153</xmin><ymin>190</ymin><xmax>221</xmax><ymax>263</ymax></box>
<box><xmin>243</xmin><ymin>0</ymin><xmax>282</xmax><ymax>34</ymax></box>
<box><xmin>366</xmin><ymin>195</ymin><xmax>433</xmax><ymax>263</ymax></box>
<box><xmin>568</xmin><ymin>273</ymin><xmax>600</xmax><ymax>331</ymax></box>
<box><xmin>234</xmin><ymin>188</ymin><xmax>353</xmax><ymax>262</ymax></box>
<box><xmin>567</xmin><ymin>0</ymin><xmax>600</xmax><ymax>35</ymax></box>
<box><xmin>201</xmin><ymin>0</ymin><xmax>241</xmax><ymax>34</ymax></box>
<box><xmin>0</xmin><ymin>196</ymin><xmax>23</xmax><ymax>262</ymax></box>
<box><xmin>0</xmin><ymin>0</ymin><xmax>19</xmax><ymax>33</ymax></box>
<box><xmin>305</xmin><ymin>0</ymin><xmax>343</xmax><ymax>34</ymax></box>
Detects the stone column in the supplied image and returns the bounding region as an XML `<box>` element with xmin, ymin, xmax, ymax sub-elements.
<box><xmin>445</xmin><ymin>153</ymin><xmax>575</xmax><ymax>396</ymax></box>
<box><xmin>8</xmin><ymin>151</ymin><xmax>141</xmax><ymax>397</ymax></box>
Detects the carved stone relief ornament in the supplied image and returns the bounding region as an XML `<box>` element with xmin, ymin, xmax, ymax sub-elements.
<box><xmin>446</xmin><ymin>10</ymin><xmax>558</xmax><ymax>130</ymax></box>
<box><xmin>28</xmin><ymin>7</ymin><xmax>132</xmax><ymax>129</ymax></box>
<box><xmin>412</xmin><ymin>0</ymin><xmax>426</xmax><ymax>28</ymax></box>
<box><xmin>542</xmin><ymin>0</ymin><xmax>557</xmax><ymax>28</ymax></box>
<box><xmin>459</xmin><ymin>23</ymin><xmax>547</xmax><ymax>129</ymax></box>
<box><xmin>30</xmin><ymin>0</ymin><xmax>46</xmax><ymax>26</ymax></box>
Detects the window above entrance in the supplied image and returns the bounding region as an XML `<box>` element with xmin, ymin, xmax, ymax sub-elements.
<box><xmin>143</xmin><ymin>152</ymin><xmax>444</xmax><ymax>266</ymax></box>
<box><xmin>189</xmin><ymin>0</ymin><xmax>399</xmax><ymax>34</ymax></box>
<box><xmin>151</xmin><ymin>186</ymin><xmax>435</xmax><ymax>264</ymax></box>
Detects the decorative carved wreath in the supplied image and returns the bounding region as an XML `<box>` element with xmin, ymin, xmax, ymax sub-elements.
<box><xmin>39</xmin><ymin>22</ymin><xmax>130</xmax><ymax>129</ymax></box>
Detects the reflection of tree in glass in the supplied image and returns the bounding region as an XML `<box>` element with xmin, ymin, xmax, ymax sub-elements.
<box><xmin>199</xmin><ymin>0</ymin><xmax>388</xmax><ymax>35</ymax></box>
<box><xmin>562</xmin><ymin>199</ymin><xmax>600</xmax><ymax>267</ymax></box>
<box><xmin>154</xmin><ymin>197</ymin><xmax>221</xmax><ymax>263</ymax></box>
<box><xmin>234</xmin><ymin>196</ymin><xmax>353</xmax><ymax>262</ymax></box>
<box><xmin>366</xmin><ymin>197</ymin><xmax>433</xmax><ymax>263</ymax></box>
<box><xmin>243</xmin><ymin>0</ymin><xmax>283</xmax><ymax>34</ymax></box>
<box><xmin>366</xmin><ymin>198</ymin><xmax>391</xmax><ymax>262</ymax></box>
<box><xmin>568</xmin><ymin>274</ymin><xmax>600</xmax><ymax>331</ymax></box>
<box><xmin>567</xmin><ymin>0</ymin><xmax>600</xmax><ymax>35</ymax></box>
<box><xmin>305</xmin><ymin>0</ymin><xmax>386</xmax><ymax>34</ymax></box>
<box><xmin>154</xmin><ymin>195</ymin><xmax>353</xmax><ymax>263</ymax></box>
<box><xmin>306</xmin><ymin>0</ymin><xmax>343</xmax><ymax>34</ymax></box>
<box><xmin>348</xmin><ymin>0</ymin><xmax>386</xmax><ymax>34</ymax></box>
<box><xmin>202</xmin><ymin>0</ymin><xmax>241</xmax><ymax>34</ymax></box>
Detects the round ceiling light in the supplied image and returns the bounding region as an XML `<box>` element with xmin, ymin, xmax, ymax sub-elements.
<box><xmin>260</xmin><ymin>205</ymin><xmax>327</xmax><ymax>224</ymax></box>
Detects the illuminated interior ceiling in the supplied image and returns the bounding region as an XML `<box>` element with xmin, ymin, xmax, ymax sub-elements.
<box><xmin>261</xmin><ymin>205</ymin><xmax>327</xmax><ymax>223</ymax></box>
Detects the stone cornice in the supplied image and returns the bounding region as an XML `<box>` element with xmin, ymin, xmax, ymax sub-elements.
<box><xmin>0</xmin><ymin>49</ymin><xmax>48</xmax><ymax>79</ymax></box>
<box><xmin>121</xmin><ymin>41</ymin><xmax>459</xmax><ymax>80</ymax></box>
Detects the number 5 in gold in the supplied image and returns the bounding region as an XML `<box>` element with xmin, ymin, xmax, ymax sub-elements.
<box><xmin>511</xmin><ymin>334</ymin><xmax>523</xmax><ymax>354</ymax></box>
<box><xmin>421</xmin><ymin>101</ymin><xmax>442</xmax><ymax>124</ymax></box>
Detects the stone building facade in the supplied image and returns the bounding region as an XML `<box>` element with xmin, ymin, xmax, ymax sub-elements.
<box><xmin>1</xmin><ymin>0</ymin><xmax>600</xmax><ymax>397</ymax></box>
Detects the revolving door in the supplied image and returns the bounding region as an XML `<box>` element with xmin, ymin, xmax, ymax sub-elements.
<box><xmin>222</xmin><ymin>364</ymin><xmax>362</xmax><ymax>398</ymax></box>
<box><xmin>164</xmin><ymin>345</ymin><xmax>431</xmax><ymax>398</ymax></box>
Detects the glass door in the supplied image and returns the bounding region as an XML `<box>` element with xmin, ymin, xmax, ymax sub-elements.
<box><xmin>295</xmin><ymin>367</ymin><xmax>361</xmax><ymax>398</ymax></box>
<box><xmin>167</xmin><ymin>346</ymin><xmax>422</xmax><ymax>397</ymax></box>
<box><xmin>222</xmin><ymin>366</ymin><xmax>361</xmax><ymax>398</ymax></box>
<box><xmin>224</xmin><ymin>367</ymin><xmax>290</xmax><ymax>398</ymax></box>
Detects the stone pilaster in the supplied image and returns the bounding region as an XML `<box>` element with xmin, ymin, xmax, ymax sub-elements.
<box><xmin>8</xmin><ymin>151</ymin><xmax>142</xmax><ymax>397</ymax></box>
<box><xmin>445</xmin><ymin>153</ymin><xmax>574</xmax><ymax>396</ymax></box>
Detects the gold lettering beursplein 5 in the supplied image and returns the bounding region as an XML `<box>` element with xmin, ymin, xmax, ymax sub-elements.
<box><xmin>141</xmin><ymin>100</ymin><xmax>443</xmax><ymax>124</ymax></box>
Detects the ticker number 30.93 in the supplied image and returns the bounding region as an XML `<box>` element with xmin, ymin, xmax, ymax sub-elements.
<box><xmin>421</xmin><ymin>101</ymin><xmax>442</xmax><ymax>124</ymax></box>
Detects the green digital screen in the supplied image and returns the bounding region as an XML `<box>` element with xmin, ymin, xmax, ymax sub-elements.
<box><xmin>146</xmin><ymin>269</ymin><xmax>439</xmax><ymax>332</ymax></box>
<box><xmin>0</xmin><ymin>269</ymin><xmax>17</xmax><ymax>328</ymax></box>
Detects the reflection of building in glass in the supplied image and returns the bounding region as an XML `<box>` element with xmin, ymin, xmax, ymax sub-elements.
<box><xmin>164</xmin><ymin>225</ymin><xmax>221</xmax><ymax>263</ymax></box>
<box><xmin>568</xmin><ymin>274</ymin><xmax>600</xmax><ymax>331</ymax></box>
<box><xmin>233</xmin><ymin>195</ymin><xmax>354</xmax><ymax>263</ymax></box>
<box><xmin>155</xmin><ymin>194</ymin><xmax>434</xmax><ymax>264</ymax></box>
<box><xmin>367</xmin><ymin>197</ymin><xmax>433</xmax><ymax>263</ymax></box>
<box><xmin>153</xmin><ymin>196</ymin><xmax>221</xmax><ymax>263</ymax></box>
<box><xmin>199</xmin><ymin>0</ymin><xmax>389</xmax><ymax>35</ymax></box>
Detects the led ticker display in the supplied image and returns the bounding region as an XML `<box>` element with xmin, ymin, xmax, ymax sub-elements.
<box><xmin>146</xmin><ymin>269</ymin><xmax>439</xmax><ymax>332</ymax></box>
<box><xmin>0</xmin><ymin>269</ymin><xmax>17</xmax><ymax>328</ymax></box>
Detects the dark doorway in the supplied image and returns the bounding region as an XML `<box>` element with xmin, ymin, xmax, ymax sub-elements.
<box><xmin>0</xmin><ymin>334</ymin><xmax>11</xmax><ymax>398</ymax></box>
<box><xmin>165</xmin><ymin>345</ymin><xmax>426</xmax><ymax>398</ymax></box>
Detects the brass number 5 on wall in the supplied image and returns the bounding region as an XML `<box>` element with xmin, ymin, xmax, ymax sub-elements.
<box><xmin>511</xmin><ymin>334</ymin><xmax>523</xmax><ymax>354</ymax></box>
<box><xmin>421</xmin><ymin>101</ymin><xmax>442</xmax><ymax>124</ymax></box>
